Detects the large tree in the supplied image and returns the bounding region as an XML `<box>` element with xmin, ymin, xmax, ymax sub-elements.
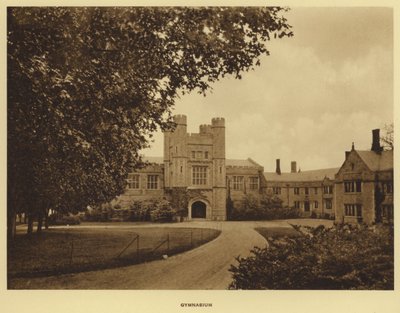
<box><xmin>7</xmin><ymin>7</ymin><xmax>292</xmax><ymax>238</ymax></box>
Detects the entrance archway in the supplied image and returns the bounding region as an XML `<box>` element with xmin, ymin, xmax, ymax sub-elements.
<box><xmin>191</xmin><ymin>201</ymin><xmax>207</xmax><ymax>218</ymax></box>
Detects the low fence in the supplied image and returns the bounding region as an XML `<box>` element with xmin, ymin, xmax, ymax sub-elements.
<box><xmin>8</xmin><ymin>226</ymin><xmax>222</xmax><ymax>278</ymax></box>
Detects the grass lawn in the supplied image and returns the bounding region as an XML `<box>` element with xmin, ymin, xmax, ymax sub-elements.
<box><xmin>8</xmin><ymin>226</ymin><xmax>220</xmax><ymax>278</ymax></box>
<box><xmin>254</xmin><ymin>226</ymin><xmax>301</xmax><ymax>240</ymax></box>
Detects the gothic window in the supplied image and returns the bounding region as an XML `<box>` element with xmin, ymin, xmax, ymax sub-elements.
<box><xmin>324</xmin><ymin>185</ymin><xmax>333</xmax><ymax>194</ymax></box>
<box><xmin>304</xmin><ymin>187</ymin><xmax>309</xmax><ymax>195</ymax></box>
<box><xmin>314</xmin><ymin>201</ymin><xmax>318</xmax><ymax>209</ymax></box>
<box><xmin>344</xmin><ymin>204</ymin><xmax>362</xmax><ymax>217</ymax></box>
<box><xmin>249</xmin><ymin>177</ymin><xmax>259</xmax><ymax>190</ymax></box>
<box><xmin>294</xmin><ymin>201</ymin><xmax>300</xmax><ymax>209</ymax></box>
<box><xmin>344</xmin><ymin>181</ymin><xmax>362</xmax><ymax>193</ymax></box>
<box><xmin>147</xmin><ymin>175</ymin><xmax>158</xmax><ymax>189</ymax></box>
<box><xmin>383</xmin><ymin>182</ymin><xmax>393</xmax><ymax>194</ymax></box>
<box><xmin>382</xmin><ymin>205</ymin><xmax>393</xmax><ymax>219</ymax></box>
<box><xmin>192</xmin><ymin>166</ymin><xmax>207</xmax><ymax>185</ymax></box>
<box><xmin>273</xmin><ymin>187</ymin><xmax>281</xmax><ymax>195</ymax></box>
<box><xmin>127</xmin><ymin>174</ymin><xmax>140</xmax><ymax>189</ymax></box>
<box><xmin>325</xmin><ymin>199</ymin><xmax>332</xmax><ymax>210</ymax></box>
<box><xmin>294</xmin><ymin>187</ymin><xmax>300</xmax><ymax>195</ymax></box>
<box><xmin>232</xmin><ymin>176</ymin><xmax>244</xmax><ymax>190</ymax></box>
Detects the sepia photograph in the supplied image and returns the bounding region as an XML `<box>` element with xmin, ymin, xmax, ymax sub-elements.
<box><xmin>3</xmin><ymin>1</ymin><xmax>399</xmax><ymax>313</ymax></box>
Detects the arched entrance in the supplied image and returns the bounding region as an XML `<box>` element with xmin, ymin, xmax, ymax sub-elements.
<box><xmin>191</xmin><ymin>201</ymin><xmax>207</xmax><ymax>218</ymax></box>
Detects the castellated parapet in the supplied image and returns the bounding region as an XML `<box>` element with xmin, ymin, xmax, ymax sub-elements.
<box><xmin>211</xmin><ymin>117</ymin><xmax>225</xmax><ymax>128</ymax></box>
<box><xmin>173</xmin><ymin>114</ymin><xmax>187</xmax><ymax>126</ymax></box>
<box><xmin>199</xmin><ymin>124</ymin><xmax>212</xmax><ymax>134</ymax></box>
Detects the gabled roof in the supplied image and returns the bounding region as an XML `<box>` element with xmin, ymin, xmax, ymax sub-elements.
<box><xmin>264</xmin><ymin>167</ymin><xmax>339</xmax><ymax>182</ymax></box>
<box><xmin>226</xmin><ymin>158</ymin><xmax>263</xmax><ymax>168</ymax></box>
<box><xmin>356</xmin><ymin>150</ymin><xmax>393</xmax><ymax>172</ymax></box>
<box><xmin>143</xmin><ymin>156</ymin><xmax>164</xmax><ymax>164</ymax></box>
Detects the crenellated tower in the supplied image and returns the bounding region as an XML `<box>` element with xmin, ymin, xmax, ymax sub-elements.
<box><xmin>164</xmin><ymin>115</ymin><xmax>188</xmax><ymax>187</ymax></box>
<box><xmin>163</xmin><ymin>114</ymin><xmax>227</xmax><ymax>220</ymax></box>
<box><xmin>211</xmin><ymin>117</ymin><xmax>227</xmax><ymax>220</ymax></box>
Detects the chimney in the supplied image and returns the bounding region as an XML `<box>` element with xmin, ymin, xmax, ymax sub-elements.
<box><xmin>275</xmin><ymin>159</ymin><xmax>281</xmax><ymax>175</ymax></box>
<box><xmin>371</xmin><ymin>129</ymin><xmax>382</xmax><ymax>153</ymax></box>
<box><xmin>291</xmin><ymin>161</ymin><xmax>297</xmax><ymax>173</ymax></box>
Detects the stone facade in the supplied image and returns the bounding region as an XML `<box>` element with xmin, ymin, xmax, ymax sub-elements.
<box><xmin>118</xmin><ymin>116</ymin><xmax>393</xmax><ymax>225</ymax></box>
<box><xmin>334</xmin><ymin>140</ymin><xmax>393</xmax><ymax>225</ymax></box>
<box><xmin>263</xmin><ymin>164</ymin><xmax>338</xmax><ymax>218</ymax></box>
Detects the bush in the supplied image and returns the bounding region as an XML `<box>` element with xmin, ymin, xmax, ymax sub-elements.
<box><xmin>229</xmin><ymin>194</ymin><xmax>301</xmax><ymax>221</ymax></box>
<box><xmin>48</xmin><ymin>214</ymin><xmax>81</xmax><ymax>226</ymax></box>
<box><xmin>229</xmin><ymin>224</ymin><xmax>393</xmax><ymax>290</ymax></box>
<box><xmin>84</xmin><ymin>198</ymin><xmax>178</xmax><ymax>223</ymax></box>
<box><xmin>150</xmin><ymin>199</ymin><xmax>177</xmax><ymax>223</ymax></box>
<box><xmin>127</xmin><ymin>200</ymin><xmax>151</xmax><ymax>221</ymax></box>
<box><xmin>125</xmin><ymin>198</ymin><xmax>177</xmax><ymax>223</ymax></box>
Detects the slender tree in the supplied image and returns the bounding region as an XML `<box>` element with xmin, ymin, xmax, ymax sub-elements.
<box><xmin>381</xmin><ymin>123</ymin><xmax>394</xmax><ymax>150</ymax></box>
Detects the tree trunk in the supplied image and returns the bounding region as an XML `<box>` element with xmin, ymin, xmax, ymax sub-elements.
<box><xmin>37</xmin><ymin>211</ymin><xmax>43</xmax><ymax>233</ymax></box>
<box><xmin>44</xmin><ymin>209</ymin><xmax>49</xmax><ymax>230</ymax></box>
<box><xmin>7</xmin><ymin>210</ymin><xmax>17</xmax><ymax>242</ymax></box>
<box><xmin>27</xmin><ymin>214</ymin><xmax>33</xmax><ymax>234</ymax></box>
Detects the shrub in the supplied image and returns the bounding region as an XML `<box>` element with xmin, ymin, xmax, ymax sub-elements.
<box><xmin>229</xmin><ymin>194</ymin><xmax>301</xmax><ymax>221</ymax></box>
<box><xmin>127</xmin><ymin>200</ymin><xmax>151</xmax><ymax>221</ymax></box>
<box><xmin>165</xmin><ymin>187</ymin><xmax>190</xmax><ymax>218</ymax></box>
<box><xmin>150</xmin><ymin>199</ymin><xmax>177</xmax><ymax>223</ymax></box>
<box><xmin>229</xmin><ymin>224</ymin><xmax>393</xmax><ymax>290</ymax></box>
<box><xmin>48</xmin><ymin>214</ymin><xmax>81</xmax><ymax>226</ymax></box>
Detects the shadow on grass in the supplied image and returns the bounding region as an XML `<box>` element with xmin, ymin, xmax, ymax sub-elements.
<box><xmin>8</xmin><ymin>227</ymin><xmax>221</xmax><ymax>279</ymax></box>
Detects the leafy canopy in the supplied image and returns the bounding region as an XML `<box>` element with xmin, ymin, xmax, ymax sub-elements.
<box><xmin>8</xmin><ymin>7</ymin><xmax>292</xmax><ymax>218</ymax></box>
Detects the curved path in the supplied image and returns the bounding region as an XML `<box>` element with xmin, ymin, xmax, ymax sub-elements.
<box><xmin>9</xmin><ymin>219</ymin><xmax>332</xmax><ymax>289</ymax></box>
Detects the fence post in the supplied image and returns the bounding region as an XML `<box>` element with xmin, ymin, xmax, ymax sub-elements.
<box><xmin>201</xmin><ymin>228</ymin><xmax>203</xmax><ymax>242</ymax></box>
<box><xmin>167</xmin><ymin>234</ymin><xmax>170</xmax><ymax>255</ymax></box>
<box><xmin>137</xmin><ymin>235</ymin><xmax>140</xmax><ymax>258</ymax></box>
<box><xmin>70</xmin><ymin>237</ymin><xmax>74</xmax><ymax>265</ymax></box>
<box><xmin>190</xmin><ymin>230</ymin><xmax>193</xmax><ymax>248</ymax></box>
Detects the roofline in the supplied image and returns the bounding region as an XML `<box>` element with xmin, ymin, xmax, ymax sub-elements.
<box><xmin>264</xmin><ymin>167</ymin><xmax>340</xmax><ymax>175</ymax></box>
<box><xmin>247</xmin><ymin>158</ymin><xmax>264</xmax><ymax>168</ymax></box>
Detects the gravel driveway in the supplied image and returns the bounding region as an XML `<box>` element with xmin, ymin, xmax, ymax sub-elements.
<box><xmin>9</xmin><ymin>219</ymin><xmax>332</xmax><ymax>290</ymax></box>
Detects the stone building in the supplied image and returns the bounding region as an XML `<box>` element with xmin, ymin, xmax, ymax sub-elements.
<box><xmin>226</xmin><ymin>158</ymin><xmax>264</xmax><ymax>204</ymax></box>
<box><xmin>118</xmin><ymin>115</ymin><xmax>266</xmax><ymax>221</ymax></box>
<box><xmin>263</xmin><ymin>160</ymin><xmax>338</xmax><ymax>218</ymax></box>
<box><xmin>334</xmin><ymin>130</ymin><xmax>393</xmax><ymax>224</ymax></box>
<box><xmin>118</xmin><ymin>115</ymin><xmax>393</xmax><ymax>224</ymax></box>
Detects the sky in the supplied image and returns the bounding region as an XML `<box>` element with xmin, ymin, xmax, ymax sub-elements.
<box><xmin>143</xmin><ymin>7</ymin><xmax>393</xmax><ymax>173</ymax></box>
